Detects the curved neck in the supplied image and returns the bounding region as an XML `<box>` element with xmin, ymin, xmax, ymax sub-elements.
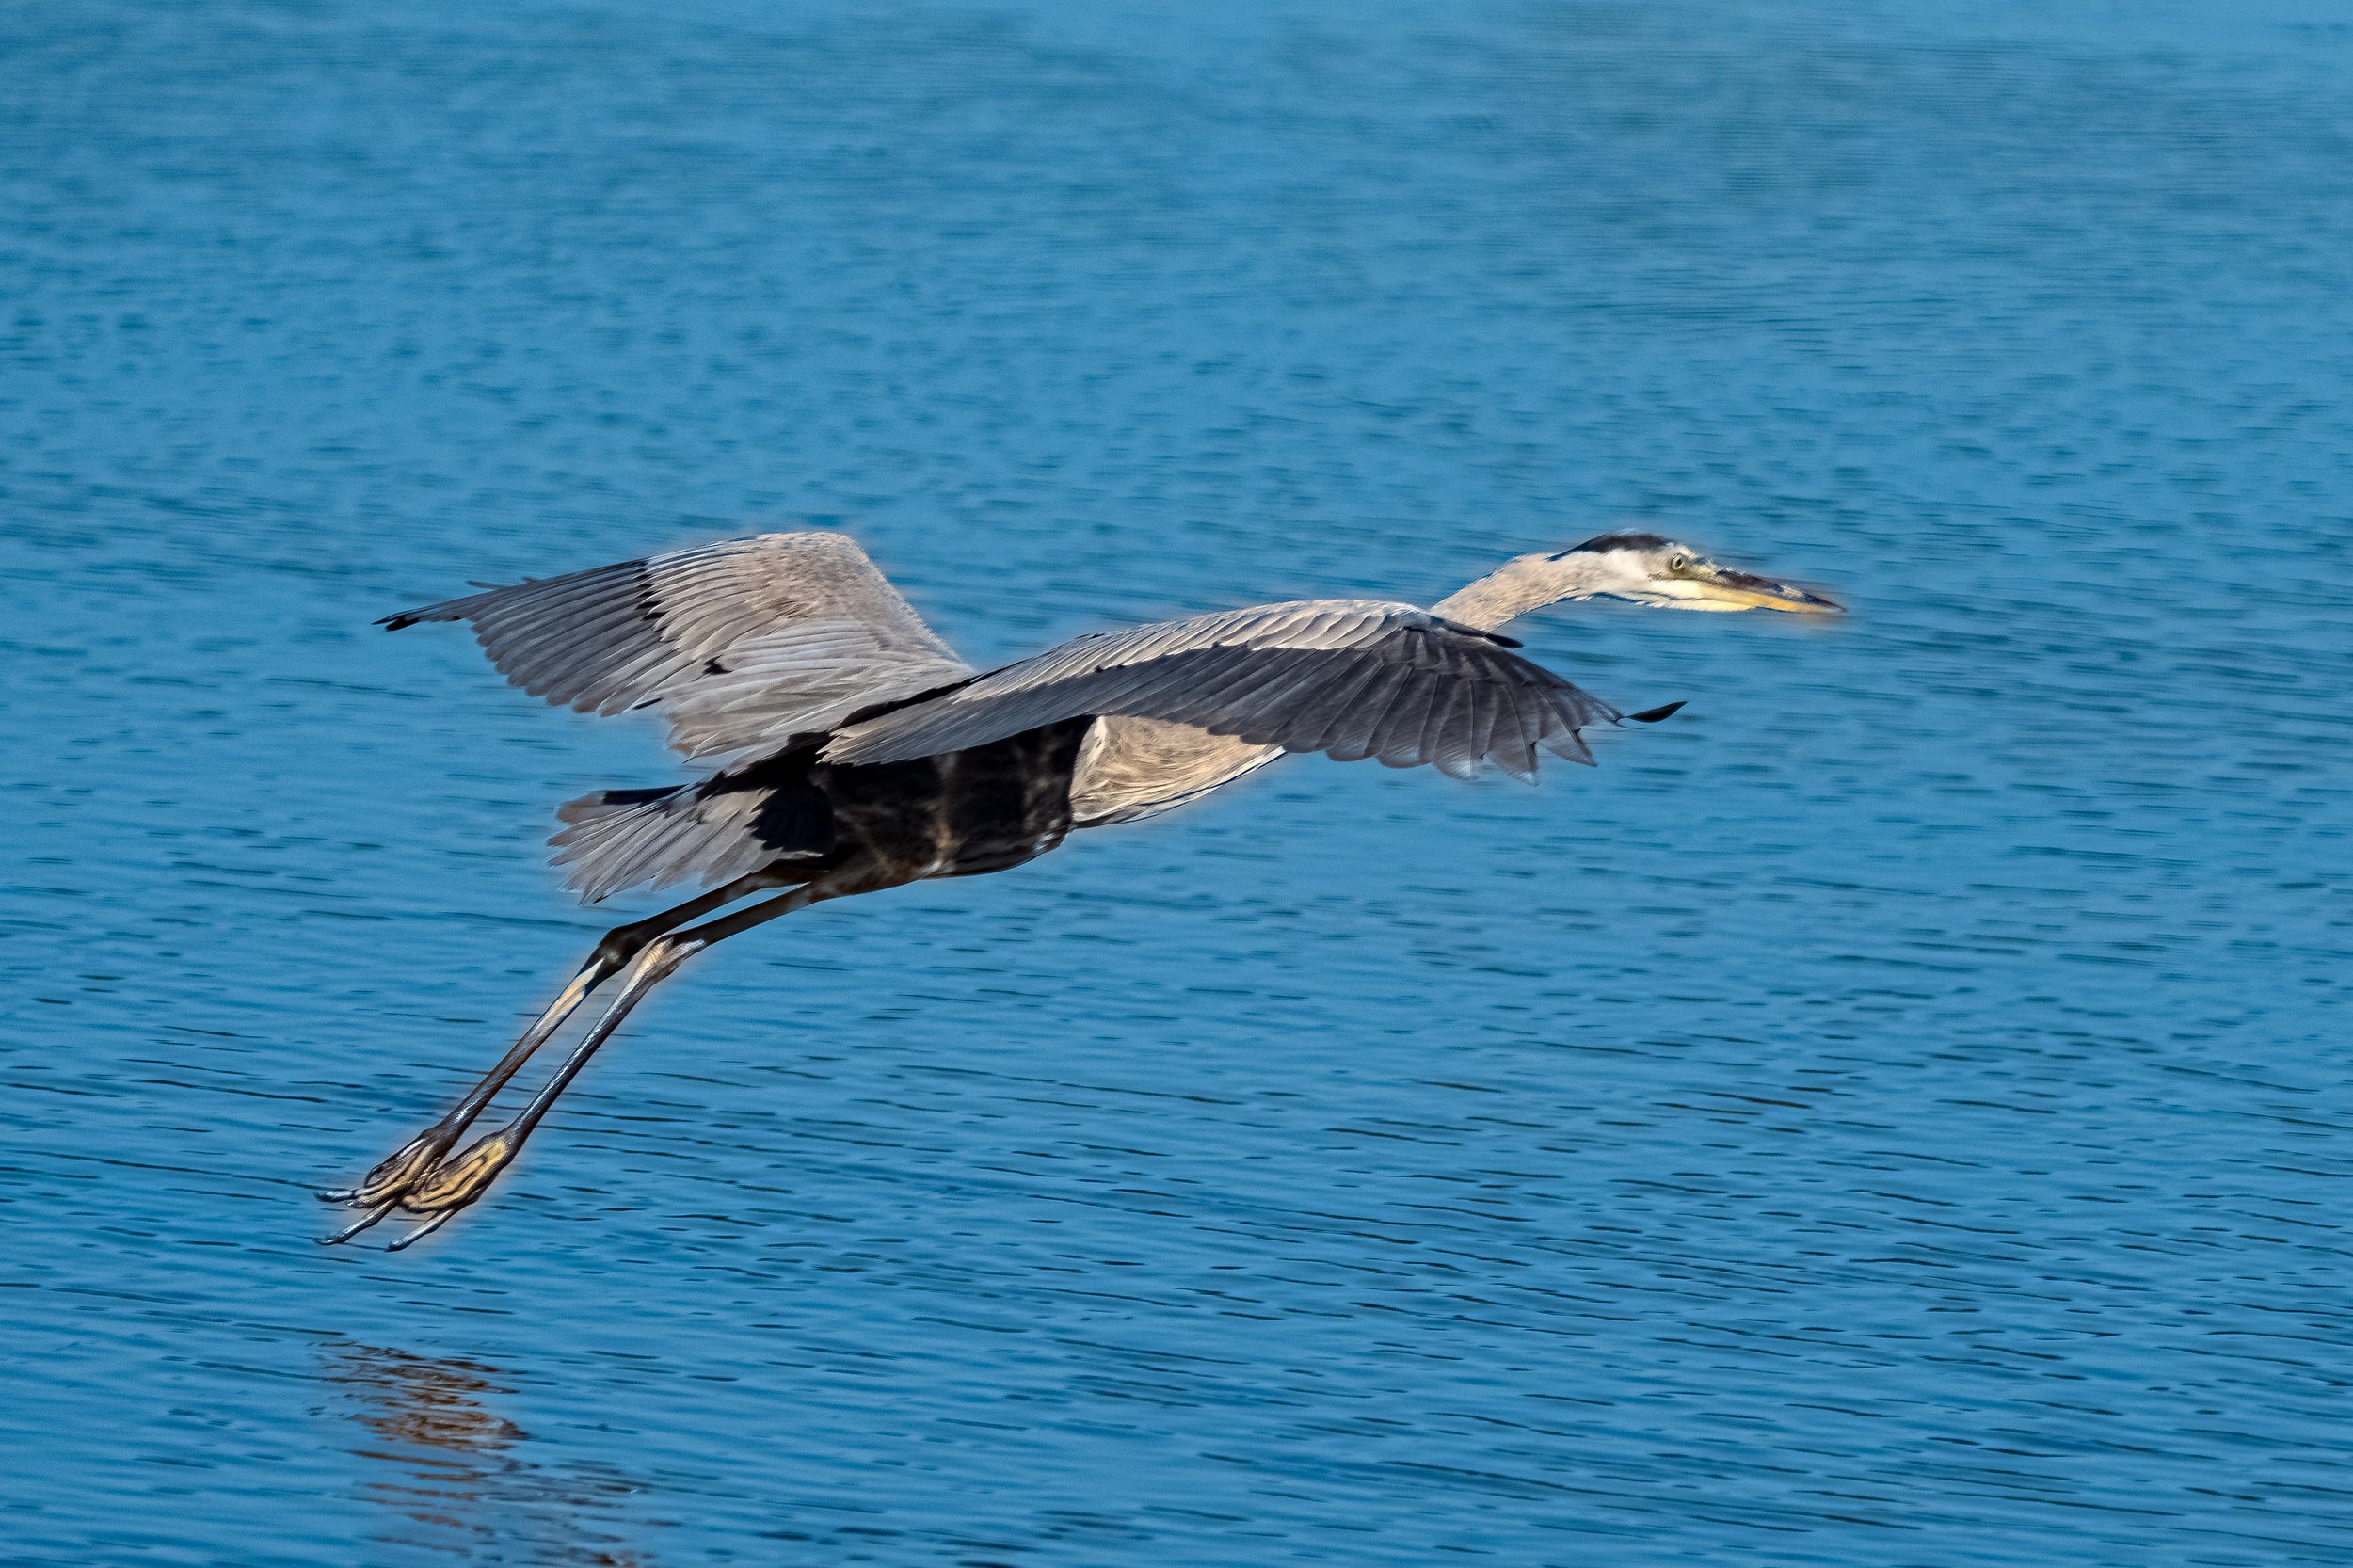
<box><xmin>1431</xmin><ymin>552</ymin><xmax>1607</xmax><ymax>632</ymax></box>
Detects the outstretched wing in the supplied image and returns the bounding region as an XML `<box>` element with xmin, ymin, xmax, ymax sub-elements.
<box><xmin>824</xmin><ymin>600</ymin><xmax>1620</xmax><ymax>781</ymax></box>
<box><xmin>382</xmin><ymin>531</ymin><xmax>974</xmax><ymax>762</ymax></box>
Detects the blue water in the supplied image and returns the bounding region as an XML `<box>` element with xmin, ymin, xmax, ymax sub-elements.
<box><xmin>5</xmin><ymin>0</ymin><xmax>2350</xmax><ymax>1562</ymax></box>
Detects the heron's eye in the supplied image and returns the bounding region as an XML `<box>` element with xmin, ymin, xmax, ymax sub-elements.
<box><xmin>1668</xmin><ymin>554</ymin><xmax>1689</xmax><ymax>574</ymax></box>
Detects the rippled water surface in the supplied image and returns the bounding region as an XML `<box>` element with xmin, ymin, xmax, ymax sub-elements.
<box><xmin>5</xmin><ymin>1</ymin><xmax>2351</xmax><ymax>1562</ymax></box>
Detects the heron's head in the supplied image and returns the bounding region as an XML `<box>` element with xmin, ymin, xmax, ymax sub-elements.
<box><xmin>1538</xmin><ymin>532</ymin><xmax>1843</xmax><ymax>614</ymax></box>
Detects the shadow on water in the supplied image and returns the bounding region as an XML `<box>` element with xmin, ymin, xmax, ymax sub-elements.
<box><xmin>322</xmin><ymin>1344</ymin><xmax>654</xmax><ymax>1566</ymax></box>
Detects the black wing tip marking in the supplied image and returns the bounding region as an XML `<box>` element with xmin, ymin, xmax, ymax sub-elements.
<box><xmin>376</xmin><ymin>571</ymin><xmax>571</xmax><ymax>632</ymax></box>
<box><xmin>1552</xmin><ymin>531</ymin><xmax>1673</xmax><ymax>559</ymax></box>
<box><xmin>379</xmin><ymin>595</ymin><xmax>505</xmax><ymax>632</ymax></box>
<box><xmin>1427</xmin><ymin>616</ymin><xmax>1522</xmax><ymax>648</ymax></box>
<box><xmin>379</xmin><ymin>603</ymin><xmax>472</xmax><ymax>631</ymax></box>
<box><xmin>1626</xmin><ymin>700</ymin><xmax>1686</xmax><ymax>723</ymax></box>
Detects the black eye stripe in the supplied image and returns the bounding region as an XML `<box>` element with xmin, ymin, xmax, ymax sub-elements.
<box><xmin>1553</xmin><ymin>531</ymin><xmax>1674</xmax><ymax>559</ymax></box>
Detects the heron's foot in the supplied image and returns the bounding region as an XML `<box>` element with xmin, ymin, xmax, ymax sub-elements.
<box><xmin>374</xmin><ymin>1127</ymin><xmax>522</xmax><ymax>1250</ymax></box>
<box><xmin>319</xmin><ymin>1126</ymin><xmax>459</xmax><ymax>1211</ymax></box>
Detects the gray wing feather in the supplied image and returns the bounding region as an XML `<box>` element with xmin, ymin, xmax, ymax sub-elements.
<box><xmin>383</xmin><ymin>531</ymin><xmax>974</xmax><ymax>761</ymax></box>
<box><xmin>824</xmin><ymin>599</ymin><xmax>1619</xmax><ymax>777</ymax></box>
<box><xmin>1377</xmin><ymin>675</ymin><xmax>1436</xmax><ymax>766</ymax></box>
<box><xmin>1293</xmin><ymin>656</ymin><xmax>1385</xmax><ymax>757</ymax></box>
<box><xmin>1320</xmin><ymin>664</ymin><xmax>1404</xmax><ymax>762</ymax></box>
<box><xmin>1420</xmin><ymin>679</ymin><xmax>1468</xmax><ymax>779</ymax></box>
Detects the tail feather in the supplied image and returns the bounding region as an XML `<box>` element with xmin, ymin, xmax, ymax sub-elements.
<box><xmin>551</xmin><ymin>784</ymin><xmax>782</xmax><ymax>904</ymax></box>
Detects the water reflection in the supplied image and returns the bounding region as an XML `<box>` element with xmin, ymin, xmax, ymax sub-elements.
<box><xmin>323</xmin><ymin>1345</ymin><xmax>651</xmax><ymax>1566</ymax></box>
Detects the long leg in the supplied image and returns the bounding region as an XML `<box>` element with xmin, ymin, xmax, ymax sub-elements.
<box><xmin>321</xmin><ymin>869</ymin><xmax>795</xmax><ymax>1241</ymax></box>
<box><xmin>379</xmin><ymin>867</ymin><xmax>887</xmax><ymax>1249</ymax></box>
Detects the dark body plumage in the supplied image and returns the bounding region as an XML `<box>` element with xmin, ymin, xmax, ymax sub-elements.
<box><xmin>580</xmin><ymin>716</ymin><xmax>1096</xmax><ymax>891</ymax></box>
<box><xmin>822</xmin><ymin>719</ymin><xmax>1095</xmax><ymax>879</ymax></box>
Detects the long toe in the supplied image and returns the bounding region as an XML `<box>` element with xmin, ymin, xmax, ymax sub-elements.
<box><xmin>318</xmin><ymin>1199</ymin><xmax>399</xmax><ymax>1245</ymax></box>
<box><xmin>386</xmin><ymin>1209</ymin><xmax>462</xmax><ymax>1252</ymax></box>
<box><xmin>401</xmin><ymin>1128</ymin><xmax>520</xmax><ymax>1216</ymax></box>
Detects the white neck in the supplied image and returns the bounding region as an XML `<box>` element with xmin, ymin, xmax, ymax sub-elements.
<box><xmin>1430</xmin><ymin>552</ymin><xmax>1611</xmax><ymax>632</ymax></box>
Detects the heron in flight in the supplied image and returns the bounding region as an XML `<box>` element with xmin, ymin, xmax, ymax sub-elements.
<box><xmin>324</xmin><ymin>530</ymin><xmax>1839</xmax><ymax>1246</ymax></box>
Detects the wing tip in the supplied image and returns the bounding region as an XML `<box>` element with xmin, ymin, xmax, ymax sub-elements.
<box><xmin>380</xmin><ymin>600</ymin><xmax>480</xmax><ymax>631</ymax></box>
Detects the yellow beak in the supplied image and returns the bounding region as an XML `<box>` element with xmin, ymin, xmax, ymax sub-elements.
<box><xmin>1693</xmin><ymin>567</ymin><xmax>1844</xmax><ymax>614</ymax></box>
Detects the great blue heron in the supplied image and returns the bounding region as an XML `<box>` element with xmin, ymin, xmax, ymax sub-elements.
<box><xmin>324</xmin><ymin>530</ymin><xmax>1839</xmax><ymax>1247</ymax></box>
